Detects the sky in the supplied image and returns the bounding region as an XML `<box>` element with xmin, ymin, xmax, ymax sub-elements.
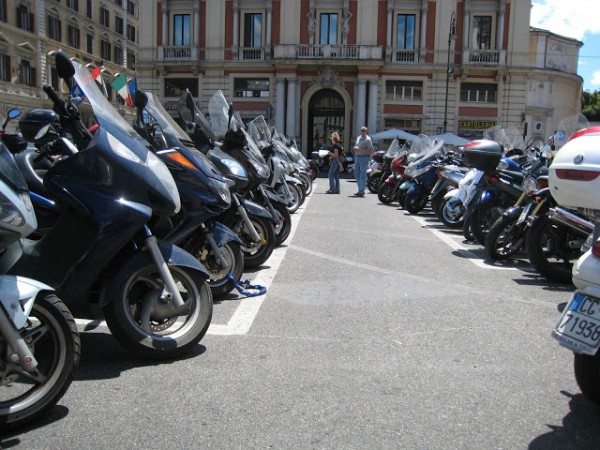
<box><xmin>530</xmin><ymin>0</ymin><xmax>600</xmax><ymax>92</ymax></box>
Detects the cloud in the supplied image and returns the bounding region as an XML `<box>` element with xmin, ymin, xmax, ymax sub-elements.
<box><xmin>591</xmin><ymin>71</ymin><xmax>600</xmax><ymax>86</ymax></box>
<box><xmin>531</xmin><ymin>0</ymin><xmax>600</xmax><ymax>40</ymax></box>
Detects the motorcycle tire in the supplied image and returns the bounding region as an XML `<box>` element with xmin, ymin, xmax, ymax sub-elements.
<box><xmin>299</xmin><ymin>172</ymin><xmax>313</xmax><ymax>196</ymax></box>
<box><xmin>0</xmin><ymin>294</ymin><xmax>80</xmax><ymax>430</ymax></box>
<box><xmin>574</xmin><ymin>351</ymin><xmax>600</xmax><ymax>405</ymax></box>
<box><xmin>295</xmin><ymin>183</ymin><xmax>307</xmax><ymax>207</ymax></box>
<box><xmin>377</xmin><ymin>183</ymin><xmax>397</xmax><ymax>205</ymax></box>
<box><xmin>463</xmin><ymin>215</ymin><xmax>475</xmax><ymax>241</ymax></box>
<box><xmin>485</xmin><ymin>214</ymin><xmax>525</xmax><ymax>260</ymax></box>
<box><xmin>367</xmin><ymin>173</ymin><xmax>382</xmax><ymax>193</ymax></box>
<box><xmin>273</xmin><ymin>201</ymin><xmax>292</xmax><ymax>247</ymax></box>
<box><xmin>440</xmin><ymin>198</ymin><xmax>465</xmax><ymax>229</ymax></box>
<box><xmin>104</xmin><ymin>262</ymin><xmax>213</xmax><ymax>359</ymax></box>
<box><xmin>240</xmin><ymin>215</ymin><xmax>276</xmax><ymax>269</ymax></box>
<box><xmin>525</xmin><ymin>214</ymin><xmax>584</xmax><ymax>284</ymax></box>
<box><xmin>403</xmin><ymin>191</ymin><xmax>428</xmax><ymax>214</ymax></box>
<box><xmin>471</xmin><ymin>203</ymin><xmax>505</xmax><ymax>246</ymax></box>
<box><xmin>430</xmin><ymin>195</ymin><xmax>444</xmax><ymax>221</ymax></box>
<box><xmin>278</xmin><ymin>184</ymin><xmax>300</xmax><ymax>213</ymax></box>
<box><xmin>193</xmin><ymin>240</ymin><xmax>244</xmax><ymax>299</ymax></box>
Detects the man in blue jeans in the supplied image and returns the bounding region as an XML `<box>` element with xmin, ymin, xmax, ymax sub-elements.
<box><xmin>352</xmin><ymin>126</ymin><xmax>374</xmax><ymax>197</ymax></box>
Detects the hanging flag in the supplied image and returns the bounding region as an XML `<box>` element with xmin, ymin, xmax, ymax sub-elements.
<box><xmin>128</xmin><ymin>75</ymin><xmax>137</xmax><ymax>106</ymax></box>
<box><xmin>111</xmin><ymin>72</ymin><xmax>132</xmax><ymax>106</ymax></box>
<box><xmin>91</xmin><ymin>61</ymin><xmax>103</xmax><ymax>81</ymax></box>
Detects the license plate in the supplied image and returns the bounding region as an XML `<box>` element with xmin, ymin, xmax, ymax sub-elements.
<box><xmin>552</xmin><ymin>292</ymin><xmax>600</xmax><ymax>355</ymax></box>
<box><xmin>516</xmin><ymin>203</ymin><xmax>533</xmax><ymax>226</ymax></box>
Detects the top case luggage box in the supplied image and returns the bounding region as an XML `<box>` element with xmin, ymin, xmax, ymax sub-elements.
<box><xmin>549</xmin><ymin>127</ymin><xmax>600</xmax><ymax>211</ymax></box>
<box><xmin>461</xmin><ymin>140</ymin><xmax>503</xmax><ymax>172</ymax></box>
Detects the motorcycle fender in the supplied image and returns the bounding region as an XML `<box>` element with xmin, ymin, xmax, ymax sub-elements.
<box><xmin>264</xmin><ymin>188</ymin><xmax>287</xmax><ymax>205</ymax></box>
<box><xmin>100</xmin><ymin>242</ymin><xmax>209</xmax><ymax>308</ymax></box>
<box><xmin>407</xmin><ymin>184</ymin><xmax>421</xmax><ymax>195</ymax></box>
<box><xmin>444</xmin><ymin>188</ymin><xmax>459</xmax><ymax>200</ymax></box>
<box><xmin>212</xmin><ymin>222</ymin><xmax>243</xmax><ymax>246</ymax></box>
<box><xmin>284</xmin><ymin>175</ymin><xmax>303</xmax><ymax>185</ymax></box>
<box><xmin>241</xmin><ymin>198</ymin><xmax>273</xmax><ymax>219</ymax></box>
<box><xmin>0</xmin><ymin>275</ymin><xmax>54</xmax><ymax>329</ymax></box>
<box><xmin>502</xmin><ymin>205</ymin><xmax>523</xmax><ymax>220</ymax></box>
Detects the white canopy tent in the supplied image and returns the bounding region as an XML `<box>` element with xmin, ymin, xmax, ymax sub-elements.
<box><xmin>429</xmin><ymin>132</ymin><xmax>470</xmax><ymax>147</ymax></box>
<box><xmin>369</xmin><ymin>128</ymin><xmax>421</xmax><ymax>142</ymax></box>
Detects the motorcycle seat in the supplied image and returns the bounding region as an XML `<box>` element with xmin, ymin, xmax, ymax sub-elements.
<box><xmin>14</xmin><ymin>150</ymin><xmax>51</xmax><ymax>196</ymax></box>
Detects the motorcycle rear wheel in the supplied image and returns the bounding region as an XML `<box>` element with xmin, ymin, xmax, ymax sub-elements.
<box><xmin>485</xmin><ymin>214</ymin><xmax>525</xmax><ymax>260</ymax></box>
<box><xmin>0</xmin><ymin>294</ymin><xmax>80</xmax><ymax>430</ymax></box>
<box><xmin>104</xmin><ymin>263</ymin><xmax>213</xmax><ymax>359</ymax></box>
<box><xmin>574</xmin><ymin>351</ymin><xmax>600</xmax><ymax>405</ymax></box>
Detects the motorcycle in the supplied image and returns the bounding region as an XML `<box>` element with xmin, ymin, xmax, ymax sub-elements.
<box><xmin>0</xmin><ymin>114</ymin><xmax>80</xmax><ymax>430</ymax></box>
<box><xmin>8</xmin><ymin>51</ymin><xmax>213</xmax><ymax>359</ymax></box>
<box><xmin>376</xmin><ymin>139</ymin><xmax>407</xmax><ymax>205</ymax></box>
<box><xmin>550</xmin><ymin>126</ymin><xmax>600</xmax><ymax>404</ymax></box>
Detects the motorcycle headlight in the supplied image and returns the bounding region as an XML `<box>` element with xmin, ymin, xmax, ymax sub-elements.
<box><xmin>221</xmin><ymin>158</ymin><xmax>247</xmax><ymax>177</ymax></box>
<box><xmin>522</xmin><ymin>176</ymin><xmax>537</xmax><ymax>195</ymax></box>
<box><xmin>106</xmin><ymin>132</ymin><xmax>145</xmax><ymax>164</ymax></box>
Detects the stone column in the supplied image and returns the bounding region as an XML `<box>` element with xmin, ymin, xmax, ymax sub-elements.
<box><xmin>420</xmin><ymin>0</ymin><xmax>427</xmax><ymax>62</ymax></box>
<box><xmin>276</xmin><ymin>79</ymin><xmax>286</xmax><ymax>133</ymax></box>
<box><xmin>497</xmin><ymin>0</ymin><xmax>505</xmax><ymax>50</ymax></box>
<box><xmin>386</xmin><ymin>1</ymin><xmax>393</xmax><ymax>60</ymax></box>
<box><xmin>286</xmin><ymin>79</ymin><xmax>297</xmax><ymax>138</ymax></box>
<box><xmin>356</xmin><ymin>79</ymin><xmax>367</xmax><ymax>135</ymax></box>
<box><xmin>162</xmin><ymin>7</ymin><xmax>168</xmax><ymax>45</ymax></box>
<box><xmin>233</xmin><ymin>0</ymin><xmax>239</xmax><ymax>58</ymax></box>
<box><xmin>367</xmin><ymin>80</ymin><xmax>378</xmax><ymax>133</ymax></box>
<box><xmin>193</xmin><ymin>4</ymin><xmax>200</xmax><ymax>47</ymax></box>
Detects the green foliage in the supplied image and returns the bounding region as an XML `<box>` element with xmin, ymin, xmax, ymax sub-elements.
<box><xmin>583</xmin><ymin>90</ymin><xmax>600</xmax><ymax>121</ymax></box>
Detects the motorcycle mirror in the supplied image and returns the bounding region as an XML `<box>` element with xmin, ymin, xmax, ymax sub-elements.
<box><xmin>55</xmin><ymin>51</ymin><xmax>75</xmax><ymax>88</ymax></box>
<box><xmin>135</xmin><ymin>89</ymin><xmax>148</xmax><ymax>110</ymax></box>
<box><xmin>7</xmin><ymin>108</ymin><xmax>21</xmax><ymax>120</ymax></box>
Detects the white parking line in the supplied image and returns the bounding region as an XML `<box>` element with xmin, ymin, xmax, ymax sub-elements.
<box><xmin>74</xmin><ymin>186</ymin><xmax>314</xmax><ymax>336</ymax></box>
<box><xmin>410</xmin><ymin>214</ymin><xmax>519</xmax><ymax>270</ymax></box>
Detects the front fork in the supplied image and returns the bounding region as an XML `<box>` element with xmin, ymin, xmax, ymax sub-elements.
<box><xmin>0</xmin><ymin>309</ymin><xmax>40</xmax><ymax>376</ymax></box>
<box><xmin>232</xmin><ymin>195</ymin><xmax>262</xmax><ymax>243</ymax></box>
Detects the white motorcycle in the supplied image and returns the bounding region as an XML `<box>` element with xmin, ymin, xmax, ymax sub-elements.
<box><xmin>550</xmin><ymin>126</ymin><xmax>600</xmax><ymax>404</ymax></box>
<box><xmin>0</xmin><ymin>122</ymin><xmax>80</xmax><ymax>429</ymax></box>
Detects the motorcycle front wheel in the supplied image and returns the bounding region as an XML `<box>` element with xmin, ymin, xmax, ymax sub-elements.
<box><xmin>277</xmin><ymin>184</ymin><xmax>300</xmax><ymax>213</ymax></box>
<box><xmin>403</xmin><ymin>190</ymin><xmax>429</xmax><ymax>214</ymax></box>
<box><xmin>485</xmin><ymin>214</ymin><xmax>526</xmax><ymax>260</ymax></box>
<box><xmin>0</xmin><ymin>294</ymin><xmax>80</xmax><ymax>430</ymax></box>
<box><xmin>239</xmin><ymin>215</ymin><xmax>276</xmax><ymax>269</ymax></box>
<box><xmin>104</xmin><ymin>262</ymin><xmax>213</xmax><ymax>359</ymax></box>
<box><xmin>470</xmin><ymin>203</ymin><xmax>505</xmax><ymax>246</ymax></box>
<box><xmin>195</xmin><ymin>240</ymin><xmax>244</xmax><ymax>299</ymax></box>
<box><xmin>367</xmin><ymin>173</ymin><xmax>382</xmax><ymax>193</ymax></box>
<box><xmin>377</xmin><ymin>182</ymin><xmax>397</xmax><ymax>205</ymax></box>
<box><xmin>273</xmin><ymin>201</ymin><xmax>292</xmax><ymax>246</ymax></box>
<box><xmin>440</xmin><ymin>198</ymin><xmax>465</xmax><ymax>229</ymax></box>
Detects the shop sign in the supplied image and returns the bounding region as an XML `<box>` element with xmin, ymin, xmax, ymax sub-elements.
<box><xmin>459</xmin><ymin>120</ymin><xmax>496</xmax><ymax>129</ymax></box>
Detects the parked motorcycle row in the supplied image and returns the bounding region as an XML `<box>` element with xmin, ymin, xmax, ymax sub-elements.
<box><xmin>365</xmin><ymin>122</ymin><xmax>600</xmax><ymax>407</ymax></box>
<box><xmin>0</xmin><ymin>51</ymin><xmax>314</xmax><ymax>430</ymax></box>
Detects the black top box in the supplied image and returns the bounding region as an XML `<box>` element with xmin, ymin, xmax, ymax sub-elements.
<box><xmin>462</xmin><ymin>140</ymin><xmax>503</xmax><ymax>171</ymax></box>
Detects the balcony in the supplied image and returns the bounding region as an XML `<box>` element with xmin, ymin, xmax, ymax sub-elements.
<box><xmin>390</xmin><ymin>49</ymin><xmax>419</xmax><ymax>63</ymax></box>
<box><xmin>273</xmin><ymin>44</ymin><xmax>383</xmax><ymax>61</ymax></box>
<box><xmin>237</xmin><ymin>47</ymin><xmax>266</xmax><ymax>61</ymax></box>
<box><xmin>158</xmin><ymin>46</ymin><xmax>197</xmax><ymax>61</ymax></box>
<box><xmin>466</xmin><ymin>49</ymin><xmax>503</xmax><ymax>65</ymax></box>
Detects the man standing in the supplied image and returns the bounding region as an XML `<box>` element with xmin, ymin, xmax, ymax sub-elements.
<box><xmin>352</xmin><ymin>126</ymin><xmax>374</xmax><ymax>197</ymax></box>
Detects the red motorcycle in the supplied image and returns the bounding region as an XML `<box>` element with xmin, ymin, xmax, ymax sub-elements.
<box><xmin>377</xmin><ymin>143</ymin><xmax>409</xmax><ymax>205</ymax></box>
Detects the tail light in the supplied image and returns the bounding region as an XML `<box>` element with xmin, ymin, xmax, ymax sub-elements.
<box><xmin>537</xmin><ymin>178</ymin><xmax>548</xmax><ymax>189</ymax></box>
<box><xmin>555</xmin><ymin>169</ymin><xmax>600</xmax><ymax>182</ymax></box>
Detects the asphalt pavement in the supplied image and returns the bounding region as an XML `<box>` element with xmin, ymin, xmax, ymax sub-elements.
<box><xmin>4</xmin><ymin>172</ymin><xmax>600</xmax><ymax>449</ymax></box>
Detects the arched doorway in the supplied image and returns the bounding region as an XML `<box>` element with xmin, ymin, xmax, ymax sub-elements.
<box><xmin>308</xmin><ymin>89</ymin><xmax>345</xmax><ymax>154</ymax></box>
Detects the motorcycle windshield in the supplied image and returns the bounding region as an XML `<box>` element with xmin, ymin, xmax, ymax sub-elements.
<box><xmin>177</xmin><ymin>91</ymin><xmax>216</xmax><ymax>143</ymax></box>
<box><xmin>208</xmin><ymin>90</ymin><xmax>231</xmax><ymax>139</ymax></box>
<box><xmin>0</xmin><ymin>141</ymin><xmax>28</xmax><ymax>192</ymax></box>
<box><xmin>384</xmin><ymin>139</ymin><xmax>402</xmax><ymax>158</ymax></box>
<box><xmin>248</xmin><ymin>116</ymin><xmax>272</xmax><ymax>150</ymax></box>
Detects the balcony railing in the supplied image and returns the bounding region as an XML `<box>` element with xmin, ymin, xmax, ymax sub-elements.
<box><xmin>468</xmin><ymin>49</ymin><xmax>500</xmax><ymax>64</ymax></box>
<box><xmin>273</xmin><ymin>44</ymin><xmax>383</xmax><ymax>60</ymax></box>
<box><xmin>158</xmin><ymin>46</ymin><xmax>197</xmax><ymax>61</ymax></box>
<box><xmin>391</xmin><ymin>49</ymin><xmax>419</xmax><ymax>63</ymax></box>
<box><xmin>238</xmin><ymin>47</ymin><xmax>266</xmax><ymax>61</ymax></box>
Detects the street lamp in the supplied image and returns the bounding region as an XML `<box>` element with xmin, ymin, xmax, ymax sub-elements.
<box><xmin>443</xmin><ymin>11</ymin><xmax>457</xmax><ymax>134</ymax></box>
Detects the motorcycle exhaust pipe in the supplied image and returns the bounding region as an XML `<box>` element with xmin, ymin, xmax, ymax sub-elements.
<box><xmin>548</xmin><ymin>207</ymin><xmax>594</xmax><ymax>235</ymax></box>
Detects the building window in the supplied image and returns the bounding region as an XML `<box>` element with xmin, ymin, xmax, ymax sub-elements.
<box><xmin>396</xmin><ymin>14</ymin><xmax>416</xmax><ymax>49</ymax></box>
<box><xmin>115</xmin><ymin>16</ymin><xmax>124</xmax><ymax>35</ymax></box>
<box><xmin>460</xmin><ymin>82</ymin><xmax>497</xmax><ymax>103</ymax></box>
<box><xmin>100</xmin><ymin>7</ymin><xmax>109</xmax><ymax>27</ymax></box>
<box><xmin>67</xmin><ymin>0</ymin><xmax>78</xmax><ymax>12</ymax></box>
<box><xmin>127</xmin><ymin>0</ymin><xmax>135</xmax><ymax>17</ymax></box>
<box><xmin>87</xmin><ymin>33</ymin><xmax>93</xmax><ymax>53</ymax></box>
<box><xmin>48</xmin><ymin>16</ymin><xmax>62</xmax><ymax>42</ymax></box>
<box><xmin>100</xmin><ymin>39</ymin><xmax>111</xmax><ymax>60</ymax></box>
<box><xmin>18</xmin><ymin>59</ymin><xmax>36</xmax><ymax>87</ymax></box>
<box><xmin>68</xmin><ymin>25</ymin><xmax>80</xmax><ymax>49</ymax></box>
<box><xmin>385</xmin><ymin>80</ymin><xmax>422</xmax><ymax>101</ymax></box>
<box><xmin>164</xmin><ymin>78</ymin><xmax>198</xmax><ymax>97</ymax></box>
<box><xmin>472</xmin><ymin>15</ymin><xmax>493</xmax><ymax>49</ymax></box>
<box><xmin>0</xmin><ymin>0</ymin><xmax>7</xmax><ymax>23</ymax></box>
<box><xmin>385</xmin><ymin>118</ymin><xmax>421</xmax><ymax>135</ymax></box>
<box><xmin>319</xmin><ymin>12</ymin><xmax>338</xmax><ymax>45</ymax></box>
<box><xmin>17</xmin><ymin>4</ymin><xmax>34</xmax><ymax>32</ymax></box>
<box><xmin>243</xmin><ymin>12</ymin><xmax>263</xmax><ymax>48</ymax></box>
<box><xmin>113</xmin><ymin>45</ymin><xmax>122</xmax><ymax>64</ymax></box>
<box><xmin>114</xmin><ymin>0</ymin><xmax>121</xmax><ymax>5</ymax></box>
<box><xmin>173</xmin><ymin>14</ymin><xmax>190</xmax><ymax>46</ymax></box>
<box><xmin>234</xmin><ymin>78</ymin><xmax>269</xmax><ymax>98</ymax></box>
<box><xmin>86</xmin><ymin>0</ymin><xmax>93</xmax><ymax>19</ymax></box>
<box><xmin>0</xmin><ymin>53</ymin><xmax>10</xmax><ymax>82</ymax></box>
<box><xmin>126</xmin><ymin>24</ymin><xmax>135</xmax><ymax>42</ymax></box>
<box><xmin>50</xmin><ymin>66</ymin><xmax>59</xmax><ymax>91</ymax></box>
<box><xmin>127</xmin><ymin>51</ymin><xmax>135</xmax><ymax>69</ymax></box>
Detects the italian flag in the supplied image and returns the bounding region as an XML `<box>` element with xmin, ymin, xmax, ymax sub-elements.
<box><xmin>91</xmin><ymin>64</ymin><xmax>103</xmax><ymax>81</ymax></box>
<box><xmin>111</xmin><ymin>72</ymin><xmax>133</xmax><ymax>107</ymax></box>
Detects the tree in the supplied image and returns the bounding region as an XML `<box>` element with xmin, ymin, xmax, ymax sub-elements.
<box><xmin>582</xmin><ymin>90</ymin><xmax>600</xmax><ymax>122</ymax></box>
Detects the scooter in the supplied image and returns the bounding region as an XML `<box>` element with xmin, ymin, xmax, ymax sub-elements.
<box><xmin>8</xmin><ymin>51</ymin><xmax>213</xmax><ymax>359</ymax></box>
<box><xmin>0</xmin><ymin>116</ymin><xmax>80</xmax><ymax>430</ymax></box>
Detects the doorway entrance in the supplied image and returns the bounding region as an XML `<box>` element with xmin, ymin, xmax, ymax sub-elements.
<box><xmin>308</xmin><ymin>89</ymin><xmax>345</xmax><ymax>154</ymax></box>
